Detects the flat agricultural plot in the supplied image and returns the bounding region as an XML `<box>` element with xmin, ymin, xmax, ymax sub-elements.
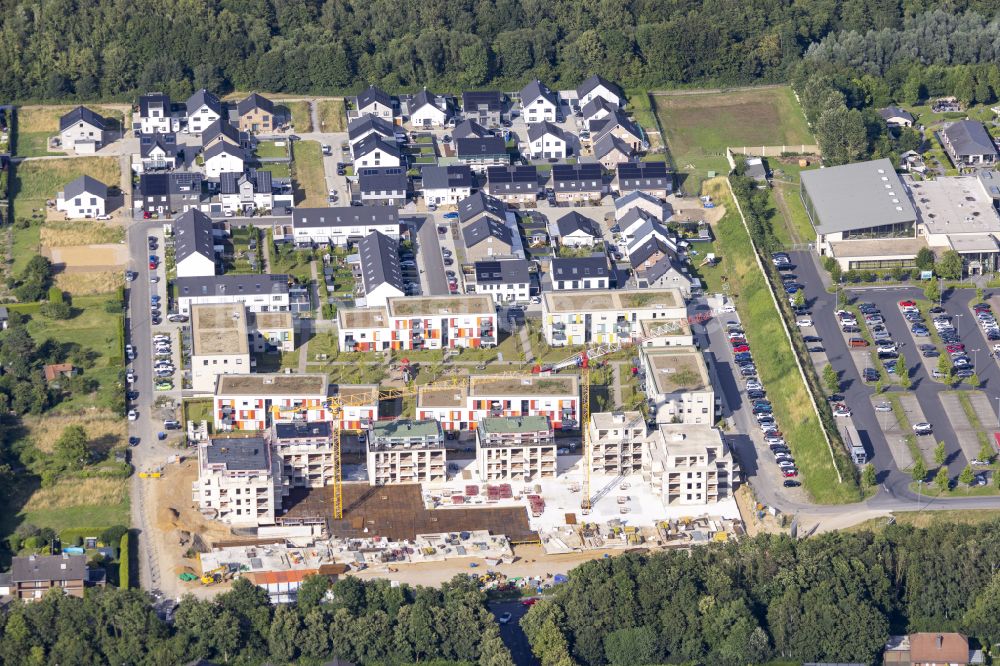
<box><xmin>55</xmin><ymin>270</ymin><xmax>124</xmax><ymax>295</ymax></box>
<box><xmin>654</xmin><ymin>86</ymin><xmax>813</xmax><ymax>193</ymax></box>
<box><xmin>41</xmin><ymin>220</ymin><xmax>124</xmax><ymax>247</ymax></box>
<box><xmin>292</xmin><ymin>140</ymin><xmax>327</xmax><ymax>207</ymax></box>
<box><xmin>317</xmin><ymin>99</ymin><xmax>347</xmax><ymax>132</ymax></box>
<box><xmin>12</xmin><ymin>157</ymin><xmax>120</xmax><ymax>220</ymax></box>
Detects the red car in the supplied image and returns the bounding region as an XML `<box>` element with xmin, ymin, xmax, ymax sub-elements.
<box><xmin>149</xmin><ymin>261</ymin><xmax>157</xmax><ymax>269</ymax></box>
<box><xmin>946</xmin><ymin>344</ymin><xmax>965</xmax><ymax>352</ymax></box>
<box><xmin>730</xmin><ymin>338</ymin><xmax>747</xmax><ymax>347</ymax></box>
<box><xmin>781</xmin><ymin>468</ymin><xmax>799</xmax><ymax>478</ymax></box>
<box><xmin>899</xmin><ymin>300</ymin><xmax>916</xmax><ymax>308</ymax></box>
<box><xmin>974</xmin><ymin>307</ymin><xmax>991</xmax><ymax>314</ymax></box>
<box><xmin>522</xmin><ymin>598</ymin><xmax>538</xmax><ymax>607</ymax></box>
<box><xmin>733</xmin><ymin>345</ymin><xmax>750</xmax><ymax>353</ymax></box>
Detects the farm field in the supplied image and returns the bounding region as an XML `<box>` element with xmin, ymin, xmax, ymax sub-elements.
<box><xmin>653</xmin><ymin>86</ymin><xmax>814</xmax><ymax>194</ymax></box>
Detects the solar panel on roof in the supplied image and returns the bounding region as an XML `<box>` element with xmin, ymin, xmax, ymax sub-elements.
<box><xmin>618</xmin><ymin>162</ymin><xmax>668</xmax><ymax>179</ymax></box>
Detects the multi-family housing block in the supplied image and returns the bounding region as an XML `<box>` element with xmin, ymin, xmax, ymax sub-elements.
<box><xmin>642</xmin><ymin>424</ymin><xmax>738</xmax><ymax>505</ymax></box>
<box><xmin>337</xmin><ymin>295</ymin><xmax>497</xmax><ymax>352</ymax></box>
<box><xmin>588</xmin><ymin>411</ymin><xmax>647</xmax><ymax>475</ymax></box>
<box><xmin>190</xmin><ymin>303</ymin><xmax>252</xmax><ymax>393</ymax></box>
<box><xmin>193</xmin><ymin>435</ymin><xmax>286</xmax><ymax>525</ymax></box>
<box><xmin>640</xmin><ymin>346</ymin><xmax>715</xmax><ymax>425</ymax></box>
<box><xmin>417</xmin><ymin>375</ymin><xmax>580</xmax><ymax>431</ymax></box>
<box><xmin>476</xmin><ymin>415</ymin><xmax>557</xmax><ymax>482</ymax></box>
<box><xmin>366</xmin><ymin>419</ymin><xmax>446</xmax><ymax>485</ymax></box>
<box><xmin>541</xmin><ymin>288</ymin><xmax>686</xmax><ymax>346</ymax></box>
<box><xmin>290</xmin><ymin>206</ymin><xmax>399</xmax><ymax>246</ymax></box>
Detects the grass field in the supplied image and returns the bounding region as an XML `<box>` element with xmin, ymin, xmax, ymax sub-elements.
<box><xmin>254</xmin><ymin>140</ymin><xmax>290</xmax><ymax>160</ymax></box>
<box><xmin>15</xmin><ymin>105</ymin><xmax>126</xmax><ymax>158</ymax></box>
<box><xmin>317</xmin><ymin>99</ymin><xmax>347</xmax><ymax>132</ymax></box>
<box><xmin>20</xmin><ymin>477</ymin><xmax>129</xmax><ymax>531</ymax></box>
<box><xmin>284</xmin><ymin>101</ymin><xmax>312</xmax><ymax>132</ymax></box>
<box><xmin>25</xmin><ymin>409</ymin><xmax>127</xmax><ymax>455</ymax></box>
<box><xmin>12</xmin><ymin>156</ymin><xmax>120</xmax><ymax>220</ymax></box>
<box><xmin>259</xmin><ymin>163</ymin><xmax>291</xmax><ymax>179</ymax></box>
<box><xmin>55</xmin><ymin>271</ymin><xmax>124</xmax><ymax>296</ymax></box>
<box><xmin>11</xmin><ymin>221</ymin><xmax>42</xmax><ymax>274</ymax></box>
<box><xmin>292</xmin><ymin>140</ymin><xmax>327</xmax><ymax>207</ymax></box>
<box><xmin>40</xmin><ymin>219</ymin><xmax>124</xmax><ymax>247</ymax></box>
<box><xmin>706</xmin><ymin>177</ymin><xmax>859</xmax><ymax>504</ymax></box>
<box><xmin>849</xmin><ymin>510</ymin><xmax>1000</xmax><ymax>532</ymax></box>
<box><xmin>654</xmin><ymin>87</ymin><xmax>814</xmax><ymax>193</ymax></box>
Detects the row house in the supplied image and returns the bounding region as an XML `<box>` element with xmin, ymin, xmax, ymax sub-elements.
<box><xmin>417</xmin><ymin>374</ymin><xmax>580</xmax><ymax>432</ymax></box>
<box><xmin>336</xmin><ymin>295</ymin><xmax>497</xmax><ymax>352</ymax></box>
<box><xmin>291</xmin><ymin>206</ymin><xmax>399</xmax><ymax>246</ymax></box>
<box><xmin>486</xmin><ymin>165</ymin><xmax>539</xmax><ymax>205</ymax></box>
<box><xmin>541</xmin><ymin>288</ymin><xmax>687</xmax><ymax>346</ymax></box>
<box><xmin>552</xmin><ymin>163</ymin><xmax>603</xmax><ymax>204</ymax></box>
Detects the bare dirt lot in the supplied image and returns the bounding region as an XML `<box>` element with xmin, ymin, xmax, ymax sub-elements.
<box><xmin>44</xmin><ymin>243</ymin><xmax>127</xmax><ymax>270</ymax></box>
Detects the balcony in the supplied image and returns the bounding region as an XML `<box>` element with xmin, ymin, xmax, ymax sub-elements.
<box><xmin>615</xmin><ymin>320</ymin><xmax>632</xmax><ymax>335</ymax></box>
<box><xmin>552</xmin><ymin>322</ymin><xmax>566</xmax><ymax>331</ymax></box>
<box><xmin>552</xmin><ymin>331</ymin><xmax>567</xmax><ymax>342</ymax></box>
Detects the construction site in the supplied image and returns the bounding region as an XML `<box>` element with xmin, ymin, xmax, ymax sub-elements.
<box><xmin>154</xmin><ymin>303</ymin><xmax>747</xmax><ymax>594</ymax></box>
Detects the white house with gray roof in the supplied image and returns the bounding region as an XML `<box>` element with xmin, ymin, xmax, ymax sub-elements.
<box><xmin>203</xmin><ymin>141</ymin><xmax>245</xmax><ymax>178</ymax></box>
<box><xmin>58</xmin><ymin>106</ymin><xmax>108</xmax><ymax>153</ymax></box>
<box><xmin>354</xmin><ymin>230</ymin><xmax>405</xmax><ymax>307</ymax></box>
<box><xmin>407</xmin><ymin>89</ymin><xmax>449</xmax><ymax>127</ymax></box>
<box><xmin>355</xmin><ymin>85</ymin><xmax>395</xmax><ymax>120</ymax></box>
<box><xmin>291</xmin><ymin>206</ymin><xmax>399</xmax><ymax>246</ymax></box>
<box><xmin>173</xmin><ymin>209</ymin><xmax>218</xmax><ymax>277</ymax></box>
<box><xmin>186</xmin><ymin>89</ymin><xmax>223</xmax><ymax>134</ymax></box>
<box><xmin>576</xmin><ymin>75</ymin><xmax>625</xmax><ymax>109</ymax></box>
<box><xmin>877</xmin><ymin>106</ymin><xmax>914</xmax><ymax>129</ymax></box>
<box><xmin>347</xmin><ymin>114</ymin><xmax>399</xmax><ymax>147</ymax></box>
<box><xmin>615</xmin><ymin>190</ymin><xmax>671</xmax><ymax>222</ymax></box>
<box><xmin>421</xmin><ymin>165</ymin><xmax>473</xmax><ymax>206</ymax></box>
<box><xmin>520</xmin><ymin>80</ymin><xmax>559</xmax><ymax>124</ymax></box>
<box><xmin>352</xmin><ymin>135</ymin><xmax>403</xmax><ymax>169</ymax></box>
<box><xmin>550</xmin><ymin>256</ymin><xmax>610</xmax><ymax>291</ymax></box>
<box><xmin>473</xmin><ymin>259</ymin><xmax>531</xmax><ymax>304</ymax></box>
<box><xmin>553</xmin><ymin>211</ymin><xmax>601</xmax><ymax>248</ymax></box>
<box><xmin>453</xmin><ymin>119</ymin><xmax>491</xmax><ymax>140</ymax></box>
<box><xmin>526</xmin><ymin>122</ymin><xmax>568</xmax><ymax>159</ymax></box>
<box><xmin>941</xmin><ymin>120</ymin><xmax>998</xmax><ymax>168</ymax></box>
<box><xmin>56</xmin><ymin>175</ymin><xmax>108</xmax><ymax>219</ymax></box>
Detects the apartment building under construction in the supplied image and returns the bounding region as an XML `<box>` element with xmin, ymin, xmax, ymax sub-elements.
<box><xmin>366</xmin><ymin>419</ymin><xmax>447</xmax><ymax>485</ymax></box>
<box><xmin>476</xmin><ymin>415</ymin><xmax>557</xmax><ymax>482</ymax></box>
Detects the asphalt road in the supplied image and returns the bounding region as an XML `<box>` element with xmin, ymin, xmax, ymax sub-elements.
<box><xmin>489</xmin><ymin>600</ymin><xmax>539</xmax><ymax>666</ymax></box>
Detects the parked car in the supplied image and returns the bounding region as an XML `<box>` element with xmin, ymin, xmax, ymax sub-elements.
<box><xmin>913</xmin><ymin>422</ymin><xmax>933</xmax><ymax>435</ymax></box>
<box><xmin>874</xmin><ymin>402</ymin><xmax>892</xmax><ymax>412</ymax></box>
<box><xmin>796</xmin><ymin>318</ymin><xmax>813</xmax><ymax>327</ymax></box>
<box><xmin>127</xmin><ymin>409</ymin><xmax>138</xmax><ymax>421</ymax></box>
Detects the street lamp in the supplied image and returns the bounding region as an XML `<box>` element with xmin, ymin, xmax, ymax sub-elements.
<box><xmin>995</xmin><ymin>396</ymin><xmax>1000</xmax><ymax>429</ymax></box>
<box><xmin>972</xmin><ymin>348</ymin><xmax>981</xmax><ymax>369</ymax></box>
<box><xmin>916</xmin><ymin>479</ymin><xmax>923</xmax><ymax>511</ymax></box>
<box><xmin>956</xmin><ymin>313</ymin><xmax>964</xmax><ymax>338</ymax></box>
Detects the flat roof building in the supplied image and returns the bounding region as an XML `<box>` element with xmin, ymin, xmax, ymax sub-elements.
<box><xmin>908</xmin><ymin>175</ymin><xmax>1000</xmax><ymax>274</ymax></box>
<box><xmin>801</xmin><ymin>158</ymin><xmax>921</xmax><ymax>270</ymax></box>
<box><xmin>337</xmin><ymin>295</ymin><xmax>497</xmax><ymax>352</ymax></box>
<box><xmin>417</xmin><ymin>375</ymin><xmax>580</xmax><ymax>431</ymax></box>
<box><xmin>640</xmin><ymin>346</ymin><xmax>714</xmax><ymax>426</ymax></box>
<box><xmin>541</xmin><ymin>288</ymin><xmax>686</xmax><ymax>346</ymax></box>
<box><xmin>476</xmin><ymin>415</ymin><xmax>556</xmax><ymax>481</ymax></box>
<box><xmin>643</xmin><ymin>424</ymin><xmax>739</xmax><ymax>506</ymax></box>
<box><xmin>214</xmin><ymin>373</ymin><xmax>330</xmax><ymax>432</ymax></box>
<box><xmin>588</xmin><ymin>411</ymin><xmax>647</xmax><ymax>476</ymax></box>
<box><xmin>194</xmin><ymin>436</ymin><xmax>286</xmax><ymax>525</ymax></box>
<box><xmin>190</xmin><ymin>303</ymin><xmax>251</xmax><ymax>393</ymax></box>
<box><xmin>366</xmin><ymin>419</ymin><xmax>446</xmax><ymax>485</ymax></box>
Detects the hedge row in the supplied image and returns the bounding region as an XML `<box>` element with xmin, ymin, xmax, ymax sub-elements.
<box><xmin>119</xmin><ymin>533</ymin><xmax>130</xmax><ymax>588</ymax></box>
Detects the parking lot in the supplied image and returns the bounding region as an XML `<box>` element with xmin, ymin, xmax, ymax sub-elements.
<box><xmin>790</xmin><ymin>250</ymin><xmax>999</xmax><ymax>482</ymax></box>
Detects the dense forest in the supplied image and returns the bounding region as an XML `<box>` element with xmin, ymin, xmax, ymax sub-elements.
<box><xmin>2</xmin><ymin>0</ymin><xmax>1000</xmax><ymax>102</ymax></box>
<box><xmin>523</xmin><ymin>521</ymin><xmax>1000</xmax><ymax>665</ymax></box>
<box><xmin>0</xmin><ymin>575</ymin><xmax>514</xmax><ymax>665</ymax></box>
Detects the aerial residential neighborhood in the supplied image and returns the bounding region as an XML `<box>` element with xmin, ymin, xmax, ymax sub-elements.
<box><xmin>5</xmin><ymin>2</ymin><xmax>1000</xmax><ymax>660</ymax></box>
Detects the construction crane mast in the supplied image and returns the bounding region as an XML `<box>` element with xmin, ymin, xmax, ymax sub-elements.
<box><xmin>547</xmin><ymin>309</ymin><xmax>718</xmax><ymax>509</ymax></box>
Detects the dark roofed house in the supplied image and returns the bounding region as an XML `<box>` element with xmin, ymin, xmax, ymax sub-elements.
<box><xmin>486</xmin><ymin>165</ymin><xmax>539</xmax><ymax>204</ymax></box>
<box><xmin>348</xmin><ymin>114</ymin><xmax>398</xmax><ymax>146</ymax></box>
<box><xmin>520</xmin><ymin>80</ymin><xmax>559</xmax><ymax>124</ymax></box>
<box><xmin>9</xmin><ymin>553</ymin><xmax>104</xmax><ymax>601</ymax></box>
<box><xmin>552</xmin><ymin>163</ymin><xmax>604</xmax><ymax>203</ymax></box>
<box><xmin>186</xmin><ymin>89</ymin><xmax>223</xmax><ymax>133</ymax></box>
<box><xmin>617</xmin><ymin>161</ymin><xmax>672</xmax><ymax>199</ymax></box>
<box><xmin>421</xmin><ymin>165</ymin><xmax>474</xmax><ymax>206</ymax></box>
<box><xmin>549</xmin><ymin>256</ymin><xmax>610</xmax><ymax>291</ymax></box>
<box><xmin>138</xmin><ymin>92</ymin><xmax>173</xmax><ymax>134</ymax></box>
<box><xmin>358</xmin><ymin>167</ymin><xmax>409</xmax><ymax>206</ymax></box>
<box><xmin>473</xmin><ymin>259</ymin><xmax>531</xmax><ymax>304</ymax></box>
<box><xmin>355</xmin><ymin>85</ymin><xmax>395</xmax><ymax>120</ymax></box>
<box><xmin>577</xmin><ymin>75</ymin><xmax>625</xmax><ymax>109</ymax></box>
<box><xmin>407</xmin><ymin>89</ymin><xmax>449</xmax><ymax>127</ymax></box>
<box><xmin>593</xmin><ymin>133</ymin><xmax>635</xmax><ymax>169</ymax></box>
<box><xmin>219</xmin><ymin>169</ymin><xmax>277</xmax><ymax>216</ymax></box>
<box><xmin>554</xmin><ymin>211</ymin><xmax>601</xmax><ymax>247</ymax></box>
<box><xmin>202</xmin><ymin>118</ymin><xmax>245</xmax><ymax>150</ymax></box>
<box><xmin>526</xmin><ymin>122</ymin><xmax>568</xmax><ymax>159</ymax></box>
<box><xmin>58</xmin><ymin>106</ymin><xmax>108</xmax><ymax>152</ymax></box>
<box><xmin>591</xmin><ymin>109</ymin><xmax>644</xmax><ymax>150</ymax></box>
<box><xmin>56</xmin><ymin>175</ymin><xmax>109</xmax><ymax>219</ymax></box>
<box><xmin>463</xmin><ymin>217</ymin><xmax>513</xmax><ymax>262</ymax></box>
<box><xmin>878</xmin><ymin>106</ymin><xmax>915</xmax><ymax>128</ymax></box>
<box><xmin>453</xmin><ymin>119</ymin><xmax>491</xmax><ymax>140</ymax></box>
<box><xmin>456</xmin><ymin>137</ymin><xmax>509</xmax><ymax>171</ymax></box>
<box><xmin>139</xmin><ymin>132</ymin><xmax>179</xmax><ymax>171</ymax></box>
<box><xmin>174</xmin><ymin>209</ymin><xmax>217</xmax><ymax>278</ymax></box>
<box><xmin>458</xmin><ymin>191</ymin><xmax>506</xmax><ymax>225</ymax></box>
<box><xmin>352</xmin><ymin>134</ymin><xmax>404</xmax><ymax>168</ymax></box>
<box><xmin>175</xmin><ymin>273</ymin><xmax>291</xmax><ymax>315</ymax></box>
<box><xmin>236</xmin><ymin>92</ymin><xmax>277</xmax><ymax>134</ymax></box>
<box><xmin>291</xmin><ymin>206</ymin><xmax>400</xmax><ymax>246</ymax></box>
<box><xmin>941</xmin><ymin>120</ymin><xmax>998</xmax><ymax>168</ymax></box>
<box><xmin>138</xmin><ymin>171</ymin><xmax>207</xmax><ymax>216</ymax></box>
<box><xmin>462</xmin><ymin>91</ymin><xmax>506</xmax><ymax>127</ymax></box>
<box><xmin>354</xmin><ymin>230</ymin><xmax>405</xmax><ymax>306</ymax></box>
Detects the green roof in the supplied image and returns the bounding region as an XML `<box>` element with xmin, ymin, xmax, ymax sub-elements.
<box><xmin>370</xmin><ymin>419</ymin><xmax>442</xmax><ymax>440</ymax></box>
<box><xmin>479</xmin><ymin>415</ymin><xmax>552</xmax><ymax>434</ymax></box>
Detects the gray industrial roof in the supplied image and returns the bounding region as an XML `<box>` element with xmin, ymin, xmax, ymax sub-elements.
<box><xmin>799</xmin><ymin>158</ymin><xmax>917</xmax><ymax>234</ymax></box>
<box><xmin>205</xmin><ymin>437</ymin><xmax>269</xmax><ymax>471</ymax></box>
<box><xmin>174</xmin><ymin>209</ymin><xmax>215</xmax><ymax>264</ymax></box>
<box><xmin>62</xmin><ymin>175</ymin><xmax>108</xmax><ymax>201</ymax></box>
<box><xmin>357</xmin><ymin>230</ymin><xmax>404</xmax><ymax>293</ymax></box>
<box><xmin>11</xmin><ymin>553</ymin><xmax>87</xmax><ymax>583</ymax></box>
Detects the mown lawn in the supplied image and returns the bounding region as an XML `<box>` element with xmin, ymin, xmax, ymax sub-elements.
<box><xmin>705</xmin><ymin>177</ymin><xmax>859</xmax><ymax>504</ymax></box>
<box><xmin>12</xmin><ymin>156</ymin><xmax>120</xmax><ymax>220</ymax></box>
<box><xmin>292</xmin><ymin>140</ymin><xmax>327</xmax><ymax>207</ymax></box>
<box><xmin>654</xmin><ymin>86</ymin><xmax>814</xmax><ymax>194</ymax></box>
<box><xmin>254</xmin><ymin>140</ymin><xmax>289</xmax><ymax>160</ymax></box>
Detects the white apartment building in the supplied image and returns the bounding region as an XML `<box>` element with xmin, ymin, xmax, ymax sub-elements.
<box><xmin>541</xmin><ymin>288</ymin><xmax>687</xmax><ymax>346</ymax></box>
<box><xmin>588</xmin><ymin>411</ymin><xmax>647</xmax><ymax>475</ymax></box>
<box><xmin>417</xmin><ymin>374</ymin><xmax>580</xmax><ymax>432</ymax></box>
<box><xmin>365</xmin><ymin>419</ymin><xmax>446</xmax><ymax>485</ymax></box>
<box><xmin>214</xmin><ymin>373</ymin><xmax>331</xmax><ymax>432</ymax></box>
<box><xmin>190</xmin><ymin>304</ymin><xmax>252</xmax><ymax>393</ymax></box>
<box><xmin>272</xmin><ymin>421</ymin><xmax>335</xmax><ymax>488</ymax></box>
<box><xmin>193</xmin><ymin>436</ymin><xmax>285</xmax><ymax>526</ymax></box>
<box><xmin>250</xmin><ymin>311</ymin><xmax>295</xmax><ymax>352</ymax></box>
<box><xmin>642</xmin><ymin>424</ymin><xmax>738</xmax><ymax>506</ymax></box>
<box><xmin>291</xmin><ymin>207</ymin><xmax>399</xmax><ymax>247</ymax></box>
<box><xmin>635</xmin><ymin>318</ymin><xmax>695</xmax><ymax>348</ymax></box>
<box><xmin>476</xmin><ymin>415</ymin><xmax>557</xmax><ymax>482</ymax></box>
<box><xmin>175</xmin><ymin>274</ymin><xmax>291</xmax><ymax>316</ymax></box>
<box><xmin>337</xmin><ymin>295</ymin><xmax>497</xmax><ymax>352</ymax></box>
<box><xmin>640</xmin><ymin>346</ymin><xmax>715</xmax><ymax>425</ymax></box>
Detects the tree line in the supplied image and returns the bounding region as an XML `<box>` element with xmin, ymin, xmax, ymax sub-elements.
<box><xmin>1</xmin><ymin>0</ymin><xmax>1000</xmax><ymax>103</ymax></box>
<box><xmin>523</xmin><ymin>521</ymin><xmax>1000</xmax><ymax>665</ymax></box>
<box><xmin>0</xmin><ymin>575</ymin><xmax>514</xmax><ymax>665</ymax></box>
